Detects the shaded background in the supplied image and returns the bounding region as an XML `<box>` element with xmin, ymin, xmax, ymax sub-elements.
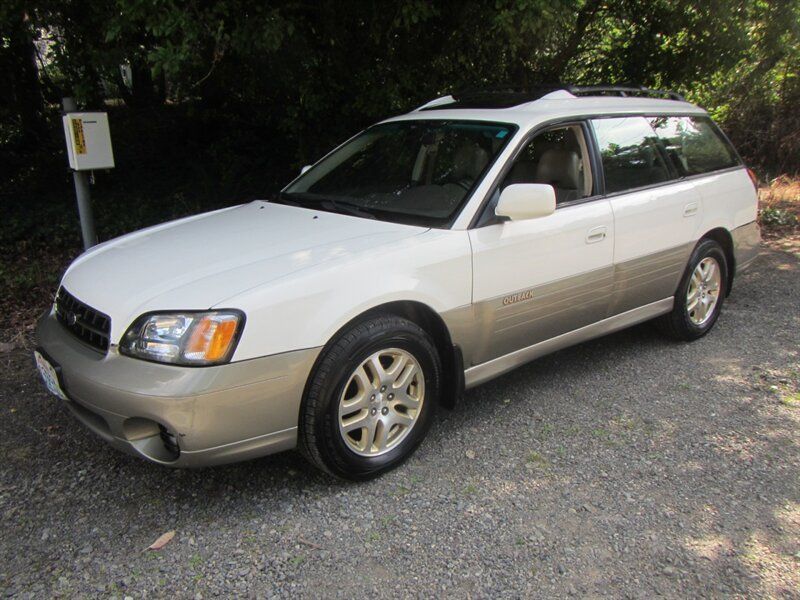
<box><xmin>1</xmin><ymin>0</ymin><xmax>799</xmax><ymax>336</ymax></box>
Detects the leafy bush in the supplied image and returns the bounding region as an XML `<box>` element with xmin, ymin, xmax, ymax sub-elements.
<box><xmin>760</xmin><ymin>207</ymin><xmax>799</xmax><ymax>229</ymax></box>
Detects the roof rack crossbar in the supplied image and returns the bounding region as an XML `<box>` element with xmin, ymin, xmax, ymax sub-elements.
<box><xmin>564</xmin><ymin>85</ymin><xmax>686</xmax><ymax>102</ymax></box>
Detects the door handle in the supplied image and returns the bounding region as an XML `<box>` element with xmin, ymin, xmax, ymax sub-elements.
<box><xmin>683</xmin><ymin>202</ymin><xmax>699</xmax><ymax>217</ymax></box>
<box><xmin>586</xmin><ymin>226</ymin><xmax>607</xmax><ymax>244</ymax></box>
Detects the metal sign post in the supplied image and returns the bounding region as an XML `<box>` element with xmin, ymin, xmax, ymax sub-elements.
<box><xmin>61</xmin><ymin>97</ymin><xmax>115</xmax><ymax>250</ymax></box>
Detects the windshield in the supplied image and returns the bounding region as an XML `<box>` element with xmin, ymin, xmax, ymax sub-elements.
<box><xmin>279</xmin><ymin>120</ymin><xmax>516</xmax><ymax>227</ymax></box>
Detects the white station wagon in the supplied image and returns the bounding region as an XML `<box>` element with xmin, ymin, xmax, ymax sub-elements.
<box><xmin>36</xmin><ymin>86</ymin><xmax>760</xmax><ymax>479</ymax></box>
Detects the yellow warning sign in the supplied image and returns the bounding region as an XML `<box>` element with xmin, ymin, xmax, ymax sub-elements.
<box><xmin>71</xmin><ymin>118</ymin><xmax>87</xmax><ymax>154</ymax></box>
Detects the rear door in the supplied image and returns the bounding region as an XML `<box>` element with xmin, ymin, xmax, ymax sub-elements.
<box><xmin>590</xmin><ymin>116</ymin><xmax>702</xmax><ymax>315</ymax></box>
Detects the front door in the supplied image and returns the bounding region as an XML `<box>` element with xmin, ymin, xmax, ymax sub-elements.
<box><xmin>467</xmin><ymin>123</ymin><xmax>615</xmax><ymax>367</ymax></box>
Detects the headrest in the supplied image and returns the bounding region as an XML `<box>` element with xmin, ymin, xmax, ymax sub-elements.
<box><xmin>453</xmin><ymin>143</ymin><xmax>490</xmax><ymax>180</ymax></box>
<box><xmin>535</xmin><ymin>149</ymin><xmax>581</xmax><ymax>190</ymax></box>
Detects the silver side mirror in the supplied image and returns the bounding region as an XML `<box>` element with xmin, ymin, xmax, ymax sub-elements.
<box><xmin>300</xmin><ymin>165</ymin><xmax>312</xmax><ymax>175</ymax></box>
<box><xmin>495</xmin><ymin>184</ymin><xmax>556</xmax><ymax>221</ymax></box>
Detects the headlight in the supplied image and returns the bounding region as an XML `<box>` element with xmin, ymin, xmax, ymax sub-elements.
<box><xmin>120</xmin><ymin>310</ymin><xmax>244</xmax><ymax>366</ymax></box>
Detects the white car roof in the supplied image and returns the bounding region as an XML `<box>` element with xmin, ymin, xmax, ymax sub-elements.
<box><xmin>383</xmin><ymin>94</ymin><xmax>706</xmax><ymax>130</ymax></box>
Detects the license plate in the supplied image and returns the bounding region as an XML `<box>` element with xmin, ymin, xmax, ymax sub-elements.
<box><xmin>34</xmin><ymin>350</ymin><xmax>68</xmax><ymax>401</ymax></box>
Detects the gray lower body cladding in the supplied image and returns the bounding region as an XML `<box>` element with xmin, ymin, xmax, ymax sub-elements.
<box><xmin>444</xmin><ymin>243</ymin><xmax>692</xmax><ymax>369</ymax></box>
<box><xmin>445</xmin><ymin>221</ymin><xmax>760</xmax><ymax>373</ymax></box>
<box><xmin>731</xmin><ymin>220</ymin><xmax>761</xmax><ymax>273</ymax></box>
<box><xmin>36</xmin><ymin>311</ymin><xmax>321</xmax><ymax>467</ymax></box>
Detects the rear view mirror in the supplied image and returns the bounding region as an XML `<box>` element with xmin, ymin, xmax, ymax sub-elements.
<box><xmin>495</xmin><ymin>184</ymin><xmax>556</xmax><ymax>221</ymax></box>
<box><xmin>300</xmin><ymin>165</ymin><xmax>312</xmax><ymax>175</ymax></box>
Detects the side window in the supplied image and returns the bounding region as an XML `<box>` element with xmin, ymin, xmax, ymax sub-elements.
<box><xmin>500</xmin><ymin>124</ymin><xmax>593</xmax><ymax>205</ymax></box>
<box><xmin>649</xmin><ymin>116</ymin><xmax>740</xmax><ymax>176</ymax></box>
<box><xmin>591</xmin><ymin>117</ymin><xmax>672</xmax><ymax>193</ymax></box>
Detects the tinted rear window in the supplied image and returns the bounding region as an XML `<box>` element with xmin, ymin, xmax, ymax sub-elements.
<box><xmin>591</xmin><ymin>117</ymin><xmax>672</xmax><ymax>193</ymax></box>
<box><xmin>649</xmin><ymin>116</ymin><xmax>740</xmax><ymax>176</ymax></box>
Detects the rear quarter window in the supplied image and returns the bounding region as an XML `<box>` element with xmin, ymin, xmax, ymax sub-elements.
<box><xmin>591</xmin><ymin>116</ymin><xmax>672</xmax><ymax>194</ymax></box>
<box><xmin>649</xmin><ymin>116</ymin><xmax>740</xmax><ymax>176</ymax></box>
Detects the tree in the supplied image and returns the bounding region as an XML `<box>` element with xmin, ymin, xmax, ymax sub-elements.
<box><xmin>1</xmin><ymin>0</ymin><xmax>798</xmax><ymax>172</ymax></box>
<box><xmin>1</xmin><ymin>2</ymin><xmax>46</xmax><ymax>140</ymax></box>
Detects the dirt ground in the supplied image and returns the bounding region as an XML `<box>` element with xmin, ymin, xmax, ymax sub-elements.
<box><xmin>0</xmin><ymin>243</ymin><xmax>798</xmax><ymax>599</ymax></box>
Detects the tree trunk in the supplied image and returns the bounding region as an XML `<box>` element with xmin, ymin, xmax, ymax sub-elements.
<box><xmin>543</xmin><ymin>0</ymin><xmax>604</xmax><ymax>81</ymax></box>
<box><xmin>8</xmin><ymin>9</ymin><xmax>46</xmax><ymax>140</ymax></box>
<box><xmin>128</xmin><ymin>57</ymin><xmax>156</xmax><ymax>107</ymax></box>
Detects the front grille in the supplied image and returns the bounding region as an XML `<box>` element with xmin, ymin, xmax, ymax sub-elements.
<box><xmin>55</xmin><ymin>288</ymin><xmax>111</xmax><ymax>353</ymax></box>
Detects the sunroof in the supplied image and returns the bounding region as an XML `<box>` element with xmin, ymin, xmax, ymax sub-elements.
<box><xmin>420</xmin><ymin>87</ymin><xmax>560</xmax><ymax>110</ymax></box>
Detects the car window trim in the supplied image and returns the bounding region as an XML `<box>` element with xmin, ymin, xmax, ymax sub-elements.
<box><xmin>647</xmin><ymin>115</ymin><xmax>743</xmax><ymax>176</ymax></box>
<box><xmin>439</xmin><ymin>120</ymin><xmax>520</xmax><ymax>228</ymax></box>
<box><xmin>589</xmin><ymin>115</ymin><xmax>682</xmax><ymax>195</ymax></box>
<box><xmin>285</xmin><ymin>119</ymin><xmax>519</xmax><ymax>230</ymax></box>
<box><xmin>469</xmin><ymin>118</ymin><xmax>605</xmax><ymax>228</ymax></box>
<box><xmin>463</xmin><ymin>110</ymin><xmax>739</xmax><ymax>229</ymax></box>
<box><xmin>598</xmin><ymin>164</ymin><xmax>748</xmax><ymax>200</ymax></box>
<box><xmin>702</xmin><ymin>116</ymin><xmax>745</xmax><ymax>166</ymax></box>
<box><xmin>584</xmin><ymin>117</ymin><xmax>605</xmax><ymax>197</ymax></box>
<box><xmin>470</xmin><ymin>141</ymin><xmax>746</xmax><ymax>227</ymax></box>
<box><xmin>591</xmin><ymin>113</ymin><xmax>746</xmax><ymax>199</ymax></box>
<box><xmin>467</xmin><ymin>110</ymin><xmax>711</xmax><ymax>228</ymax></box>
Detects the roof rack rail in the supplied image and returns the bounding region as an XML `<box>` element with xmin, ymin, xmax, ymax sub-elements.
<box><xmin>565</xmin><ymin>85</ymin><xmax>686</xmax><ymax>102</ymax></box>
<box><xmin>414</xmin><ymin>84</ymin><xmax>687</xmax><ymax>111</ymax></box>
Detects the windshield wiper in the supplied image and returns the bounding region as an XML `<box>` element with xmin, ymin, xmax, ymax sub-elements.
<box><xmin>272</xmin><ymin>192</ymin><xmax>301</xmax><ymax>207</ymax></box>
<box><xmin>322</xmin><ymin>198</ymin><xmax>377</xmax><ymax>220</ymax></box>
<box><xmin>278</xmin><ymin>192</ymin><xmax>376</xmax><ymax>220</ymax></box>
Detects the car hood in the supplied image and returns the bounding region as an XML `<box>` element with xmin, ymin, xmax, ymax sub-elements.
<box><xmin>60</xmin><ymin>201</ymin><xmax>427</xmax><ymax>340</ymax></box>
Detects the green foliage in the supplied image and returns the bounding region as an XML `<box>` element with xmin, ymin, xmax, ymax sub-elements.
<box><xmin>0</xmin><ymin>1</ymin><xmax>798</xmax><ymax>327</ymax></box>
<box><xmin>2</xmin><ymin>1</ymin><xmax>796</xmax><ymax>172</ymax></box>
<box><xmin>760</xmin><ymin>207</ymin><xmax>799</xmax><ymax>228</ymax></box>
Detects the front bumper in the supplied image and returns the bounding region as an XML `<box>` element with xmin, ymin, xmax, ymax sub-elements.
<box><xmin>36</xmin><ymin>311</ymin><xmax>320</xmax><ymax>467</ymax></box>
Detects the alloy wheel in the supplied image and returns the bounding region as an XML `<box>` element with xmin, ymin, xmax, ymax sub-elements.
<box><xmin>337</xmin><ymin>348</ymin><xmax>425</xmax><ymax>457</ymax></box>
<box><xmin>686</xmin><ymin>256</ymin><xmax>721</xmax><ymax>326</ymax></box>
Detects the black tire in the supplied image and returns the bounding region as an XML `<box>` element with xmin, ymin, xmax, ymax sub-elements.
<box><xmin>298</xmin><ymin>315</ymin><xmax>441</xmax><ymax>480</ymax></box>
<box><xmin>655</xmin><ymin>239</ymin><xmax>729</xmax><ymax>341</ymax></box>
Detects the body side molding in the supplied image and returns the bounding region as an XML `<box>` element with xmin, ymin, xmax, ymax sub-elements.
<box><xmin>463</xmin><ymin>297</ymin><xmax>674</xmax><ymax>388</ymax></box>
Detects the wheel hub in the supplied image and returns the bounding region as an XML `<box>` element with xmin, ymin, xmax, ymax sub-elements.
<box><xmin>337</xmin><ymin>348</ymin><xmax>425</xmax><ymax>457</ymax></box>
<box><xmin>686</xmin><ymin>256</ymin><xmax>721</xmax><ymax>326</ymax></box>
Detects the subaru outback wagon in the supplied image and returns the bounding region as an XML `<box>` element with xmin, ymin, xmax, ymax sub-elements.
<box><xmin>36</xmin><ymin>86</ymin><xmax>760</xmax><ymax>479</ymax></box>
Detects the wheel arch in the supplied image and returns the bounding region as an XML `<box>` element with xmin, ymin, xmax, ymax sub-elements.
<box><xmin>699</xmin><ymin>227</ymin><xmax>735</xmax><ymax>295</ymax></box>
<box><xmin>311</xmin><ymin>300</ymin><xmax>464</xmax><ymax>411</ymax></box>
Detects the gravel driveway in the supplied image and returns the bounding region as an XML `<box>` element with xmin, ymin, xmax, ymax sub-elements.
<box><xmin>1</xmin><ymin>246</ymin><xmax>798</xmax><ymax>599</ymax></box>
